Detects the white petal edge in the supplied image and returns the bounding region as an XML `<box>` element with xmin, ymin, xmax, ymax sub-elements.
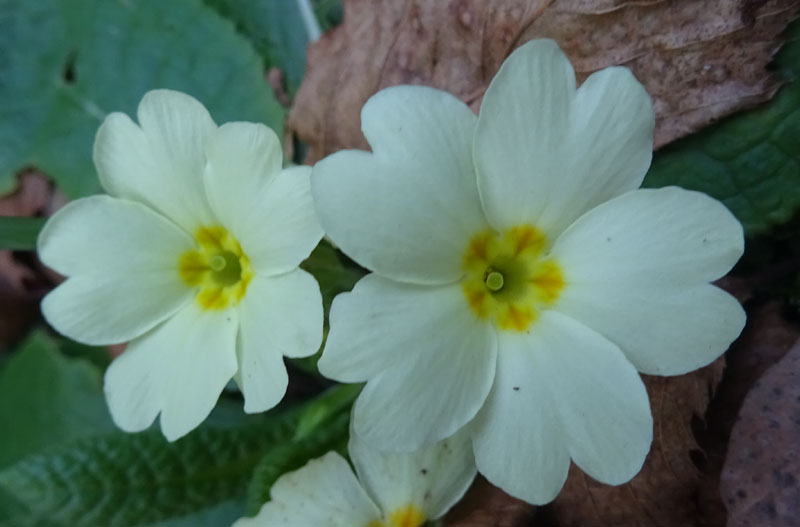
<box><xmin>236</xmin><ymin>270</ymin><xmax>323</xmax><ymax>413</ymax></box>
<box><xmin>234</xmin><ymin>166</ymin><xmax>323</xmax><ymax>275</ymax></box>
<box><xmin>350</xmin><ymin>424</ymin><xmax>476</xmax><ymax>520</ymax></box>
<box><xmin>104</xmin><ymin>302</ymin><xmax>239</xmax><ymax>441</ymax></box>
<box><xmin>554</xmin><ymin>282</ymin><xmax>745</xmax><ymax>376</ymax></box>
<box><xmin>319</xmin><ymin>274</ymin><xmax>497</xmax><ymax>451</ymax></box>
<box><xmin>470</xmin><ymin>330</ymin><xmax>570</xmax><ymax>505</ymax></box>
<box><xmin>94</xmin><ymin>89</ymin><xmax>217</xmax><ymax>232</ymax></box>
<box><xmin>539</xmin><ymin>311</ymin><xmax>653</xmax><ymax>486</ymax></box>
<box><xmin>473</xmin><ymin>311</ymin><xmax>652</xmax><ymax>503</ymax></box>
<box><xmin>312</xmin><ymin>85</ymin><xmax>488</xmax><ymax>285</ymax></box>
<box><xmin>38</xmin><ymin>195</ymin><xmax>194</xmax><ymax>345</ymax></box>
<box><xmin>233</xmin><ymin>452</ymin><xmax>381</xmax><ymax>527</ymax></box>
<box><xmin>474</xmin><ymin>39</ymin><xmax>654</xmax><ymax>238</ymax></box>
<box><xmin>203</xmin><ymin>124</ymin><xmax>322</xmax><ymax>274</ymax></box>
<box><xmin>551</xmin><ymin>187</ymin><xmax>745</xmax><ymax>375</ymax></box>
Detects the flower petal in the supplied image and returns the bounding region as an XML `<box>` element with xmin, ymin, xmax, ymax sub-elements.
<box><xmin>324</xmin><ymin>275</ymin><xmax>496</xmax><ymax>452</ymax></box>
<box><xmin>38</xmin><ymin>196</ymin><xmax>194</xmax><ymax>345</ymax></box>
<box><xmin>470</xmin><ymin>331</ymin><xmax>570</xmax><ymax>505</ymax></box>
<box><xmin>474</xmin><ymin>39</ymin><xmax>654</xmax><ymax>238</ymax></box>
<box><xmin>203</xmin><ymin>124</ymin><xmax>322</xmax><ymax>274</ymax></box>
<box><xmin>236</xmin><ymin>270</ymin><xmax>323</xmax><ymax>413</ymax></box>
<box><xmin>540</xmin><ymin>311</ymin><xmax>653</xmax><ymax>486</ymax></box>
<box><xmin>551</xmin><ymin>187</ymin><xmax>745</xmax><ymax>375</ymax></box>
<box><xmin>473</xmin><ymin>311</ymin><xmax>652</xmax><ymax>504</ymax></box>
<box><xmin>312</xmin><ymin>85</ymin><xmax>488</xmax><ymax>285</ymax></box>
<box><xmin>94</xmin><ymin>89</ymin><xmax>217</xmax><ymax>231</ymax></box>
<box><xmin>233</xmin><ymin>452</ymin><xmax>381</xmax><ymax>527</ymax></box>
<box><xmin>350</xmin><ymin>425</ymin><xmax>476</xmax><ymax>520</ymax></box>
<box><xmin>104</xmin><ymin>303</ymin><xmax>239</xmax><ymax>441</ymax></box>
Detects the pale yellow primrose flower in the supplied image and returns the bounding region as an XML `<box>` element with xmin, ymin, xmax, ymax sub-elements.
<box><xmin>233</xmin><ymin>427</ymin><xmax>475</xmax><ymax>527</ymax></box>
<box><xmin>37</xmin><ymin>90</ymin><xmax>324</xmax><ymax>441</ymax></box>
<box><xmin>312</xmin><ymin>40</ymin><xmax>746</xmax><ymax>504</ymax></box>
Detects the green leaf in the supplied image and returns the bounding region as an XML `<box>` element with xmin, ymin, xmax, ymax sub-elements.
<box><xmin>146</xmin><ymin>499</ymin><xmax>245</xmax><ymax>527</ymax></box>
<box><xmin>0</xmin><ymin>331</ymin><xmax>115</xmax><ymax>470</ymax></box>
<box><xmin>302</xmin><ymin>240</ymin><xmax>365</xmax><ymax>318</ymax></box>
<box><xmin>0</xmin><ymin>407</ymin><xmax>303</xmax><ymax>527</ymax></box>
<box><xmin>312</xmin><ymin>0</ymin><xmax>344</xmax><ymax>32</ymax></box>
<box><xmin>643</xmin><ymin>21</ymin><xmax>800</xmax><ymax>237</ymax></box>
<box><xmin>293</xmin><ymin>383</ymin><xmax>361</xmax><ymax>441</ymax></box>
<box><xmin>0</xmin><ymin>217</ymin><xmax>46</xmax><ymax>250</ymax></box>
<box><xmin>206</xmin><ymin>0</ymin><xmax>310</xmax><ymax>95</ymax></box>
<box><xmin>0</xmin><ymin>0</ymin><xmax>284</xmax><ymax>197</ymax></box>
<box><xmin>295</xmin><ymin>241</ymin><xmax>365</xmax><ymax>373</ymax></box>
<box><xmin>245</xmin><ymin>410</ymin><xmax>350</xmax><ymax>515</ymax></box>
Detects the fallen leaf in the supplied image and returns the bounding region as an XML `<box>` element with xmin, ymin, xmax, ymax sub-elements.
<box><xmin>289</xmin><ymin>0</ymin><xmax>799</xmax><ymax>163</ymax></box>
<box><xmin>543</xmin><ymin>358</ymin><xmax>726</xmax><ymax>527</ymax></box>
<box><xmin>0</xmin><ymin>171</ymin><xmax>57</xmax><ymax>351</ymax></box>
<box><xmin>720</xmin><ymin>337</ymin><xmax>800</xmax><ymax>527</ymax></box>
<box><xmin>445</xmin><ymin>476</ymin><xmax>534</xmax><ymax>527</ymax></box>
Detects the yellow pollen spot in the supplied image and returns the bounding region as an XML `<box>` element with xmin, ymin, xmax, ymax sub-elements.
<box><xmin>368</xmin><ymin>505</ymin><xmax>426</xmax><ymax>527</ymax></box>
<box><xmin>178</xmin><ymin>225</ymin><xmax>253</xmax><ymax>310</ymax></box>
<box><xmin>462</xmin><ymin>224</ymin><xmax>565</xmax><ymax>332</ymax></box>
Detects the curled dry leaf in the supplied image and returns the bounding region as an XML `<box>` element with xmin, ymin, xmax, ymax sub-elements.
<box><xmin>720</xmin><ymin>337</ymin><xmax>800</xmax><ymax>527</ymax></box>
<box><xmin>543</xmin><ymin>358</ymin><xmax>726</xmax><ymax>527</ymax></box>
<box><xmin>289</xmin><ymin>0</ymin><xmax>799</xmax><ymax>163</ymax></box>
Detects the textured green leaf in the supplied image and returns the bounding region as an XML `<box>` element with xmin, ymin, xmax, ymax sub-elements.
<box><xmin>643</xmin><ymin>21</ymin><xmax>800</xmax><ymax>237</ymax></box>
<box><xmin>245</xmin><ymin>410</ymin><xmax>350</xmax><ymax>515</ymax></box>
<box><xmin>0</xmin><ymin>217</ymin><xmax>46</xmax><ymax>250</ymax></box>
<box><xmin>206</xmin><ymin>0</ymin><xmax>310</xmax><ymax>95</ymax></box>
<box><xmin>0</xmin><ymin>407</ymin><xmax>303</xmax><ymax>527</ymax></box>
<box><xmin>0</xmin><ymin>331</ymin><xmax>115</xmax><ymax>470</ymax></box>
<box><xmin>0</xmin><ymin>0</ymin><xmax>284</xmax><ymax>197</ymax></box>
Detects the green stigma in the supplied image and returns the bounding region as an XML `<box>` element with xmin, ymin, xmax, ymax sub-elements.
<box><xmin>210</xmin><ymin>250</ymin><xmax>242</xmax><ymax>286</ymax></box>
<box><xmin>485</xmin><ymin>271</ymin><xmax>504</xmax><ymax>292</ymax></box>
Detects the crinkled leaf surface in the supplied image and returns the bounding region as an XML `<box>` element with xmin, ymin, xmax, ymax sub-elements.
<box><xmin>0</xmin><ymin>331</ymin><xmax>115</xmax><ymax>470</ymax></box>
<box><xmin>0</xmin><ymin>0</ymin><xmax>284</xmax><ymax>197</ymax></box>
<box><xmin>643</xmin><ymin>20</ymin><xmax>800</xmax><ymax>236</ymax></box>
<box><xmin>0</xmin><ymin>407</ymin><xmax>302</xmax><ymax>527</ymax></box>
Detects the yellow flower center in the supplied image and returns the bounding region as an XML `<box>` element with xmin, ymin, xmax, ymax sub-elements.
<box><xmin>178</xmin><ymin>225</ymin><xmax>254</xmax><ymax>310</ymax></box>
<box><xmin>368</xmin><ymin>505</ymin><xmax>426</xmax><ymax>527</ymax></box>
<box><xmin>462</xmin><ymin>224</ymin><xmax>564</xmax><ymax>331</ymax></box>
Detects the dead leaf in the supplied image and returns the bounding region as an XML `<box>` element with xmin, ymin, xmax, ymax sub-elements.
<box><xmin>289</xmin><ymin>0</ymin><xmax>799</xmax><ymax>163</ymax></box>
<box><xmin>543</xmin><ymin>358</ymin><xmax>726</xmax><ymax>527</ymax></box>
<box><xmin>720</xmin><ymin>337</ymin><xmax>800</xmax><ymax>527</ymax></box>
<box><xmin>445</xmin><ymin>476</ymin><xmax>535</xmax><ymax>527</ymax></box>
<box><xmin>0</xmin><ymin>171</ymin><xmax>60</xmax><ymax>351</ymax></box>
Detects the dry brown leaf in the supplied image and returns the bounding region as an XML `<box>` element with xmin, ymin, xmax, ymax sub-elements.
<box><xmin>720</xmin><ymin>337</ymin><xmax>800</xmax><ymax>527</ymax></box>
<box><xmin>289</xmin><ymin>0</ymin><xmax>799</xmax><ymax>163</ymax></box>
<box><xmin>543</xmin><ymin>358</ymin><xmax>726</xmax><ymax>527</ymax></box>
<box><xmin>0</xmin><ymin>171</ymin><xmax>61</xmax><ymax>351</ymax></box>
<box><xmin>445</xmin><ymin>476</ymin><xmax>535</xmax><ymax>527</ymax></box>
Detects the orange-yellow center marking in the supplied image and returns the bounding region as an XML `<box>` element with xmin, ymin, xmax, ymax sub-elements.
<box><xmin>461</xmin><ymin>224</ymin><xmax>564</xmax><ymax>331</ymax></box>
<box><xmin>368</xmin><ymin>505</ymin><xmax>426</xmax><ymax>527</ymax></box>
<box><xmin>178</xmin><ymin>225</ymin><xmax>253</xmax><ymax>310</ymax></box>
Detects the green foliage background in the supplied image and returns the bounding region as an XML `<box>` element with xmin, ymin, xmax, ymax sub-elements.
<box><xmin>0</xmin><ymin>0</ymin><xmax>797</xmax><ymax>525</ymax></box>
